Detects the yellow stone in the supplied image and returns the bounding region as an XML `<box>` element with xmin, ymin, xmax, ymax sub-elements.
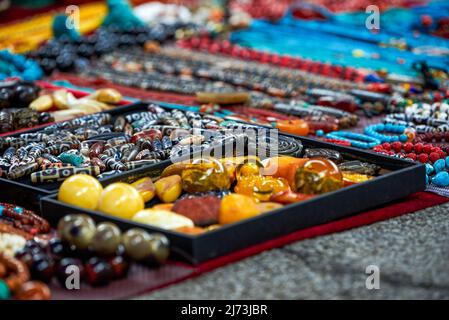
<box><xmin>29</xmin><ymin>95</ymin><xmax>53</xmax><ymax>111</ymax></box>
<box><xmin>58</xmin><ymin>175</ymin><xmax>103</xmax><ymax>210</ymax></box>
<box><xmin>132</xmin><ymin>209</ymin><xmax>194</xmax><ymax>230</ymax></box>
<box><xmin>98</xmin><ymin>183</ymin><xmax>144</xmax><ymax>219</ymax></box>
<box><xmin>154</xmin><ymin>175</ymin><xmax>182</xmax><ymax>203</ymax></box>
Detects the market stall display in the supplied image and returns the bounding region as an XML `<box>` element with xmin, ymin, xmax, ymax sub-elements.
<box><xmin>0</xmin><ymin>0</ymin><xmax>448</xmax><ymax>300</ymax></box>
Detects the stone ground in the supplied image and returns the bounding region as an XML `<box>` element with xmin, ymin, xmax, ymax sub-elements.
<box><xmin>136</xmin><ymin>201</ymin><xmax>449</xmax><ymax>300</ymax></box>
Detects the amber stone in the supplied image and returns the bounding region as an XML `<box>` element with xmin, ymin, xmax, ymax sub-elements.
<box><xmin>181</xmin><ymin>163</ymin><xmax>231</xmax><ymax>193</ymax></box>
<box><xmin>234</xmin><ymin>176</ymin><xmax>290</xmax><ymax>202</ymax></box>
<box><xmin>295</xmin><ymin>158</ymin><xmax>343</xmax><ymax>194</ymax></box>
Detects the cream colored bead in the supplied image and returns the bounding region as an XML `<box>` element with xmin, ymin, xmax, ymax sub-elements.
<box><xmin>0</xmin><ymin>233</ymin><xmax>27</xmax><ymax>256</ymax></box>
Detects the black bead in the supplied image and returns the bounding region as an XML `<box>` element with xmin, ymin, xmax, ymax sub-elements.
<box><xmin>30</xmin><ymin>254</ymin><xmax>55</xmax><ymax>283</ymax></box>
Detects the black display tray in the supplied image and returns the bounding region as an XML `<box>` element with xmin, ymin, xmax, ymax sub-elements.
<box><xmin>0</xmin><ymin>101</ymin><xmax>205</xmax><ymax>210</ymax></box>
<box><xmin>40</xmin><ymin>135</ymin><xmax>426</xmax><ymax>265</ymax></box>
<box><xmin>0</xmin><ymin>102</ymin><xmax>156</xmax><ymax>210</ymax></box>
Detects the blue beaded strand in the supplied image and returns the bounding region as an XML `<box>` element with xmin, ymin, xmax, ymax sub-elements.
<box><xmin>0</xmin><ymin>50</ymin><xmax>43</xmax><ymax>81</ymax></box>
<box><xmin>324</xmin><ymin>131</ymin><xmax>381</xmax><ymax>149</ymax></box>
<box><xmin>364</xmin><ymin>123</ymin><xmax>408</xmax><ymax>143</ymax></box>
<box><xmin>425</xmin><ymin>156</ymin><xmax>449</xmax><ymax>187</ymax></box>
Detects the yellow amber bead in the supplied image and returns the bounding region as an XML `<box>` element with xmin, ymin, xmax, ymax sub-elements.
<box><xmin>98</xmin><ymin>183</ymin><xmax>144</xmax><ymax>219</ymax></box>
<box><xmin>235</xmin><ymin>175</ymin><xmax>290</xmax><ymax>202</ymax></box>
<box><xmin>154</xmin><ymin>175</ymin><xmax>182</xmax><ymax>203</ymax></box>
<box><xmin>131</xmin><ymin>177</ymin><xmax>156</xmax><ymax>203</ymax></box>
<box><xmin>58</xmin><ymin>174</ymin><xmax>103</xmax><ymax>210</ymax></box>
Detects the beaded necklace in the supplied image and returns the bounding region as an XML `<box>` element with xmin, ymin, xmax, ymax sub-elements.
<box><xmin>0</xmin><ymin>51</ymin><xmax>43</xmax><ymax>81</ymax></box>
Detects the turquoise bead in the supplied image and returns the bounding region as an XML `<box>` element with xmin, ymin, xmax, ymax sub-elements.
<box><xmin>434</xmin><ymin>159</ymin><xmax>445</xmax><ymax>173</ymax></box>
<box><xmin>432</xmin><ymin>171</ymin><xmax>449</xmax><ymax>187</ymax></box>
<box><xmin>59</xmin><ymin>152</ymin><xmax>84</xmax><ymax>167</ymax></box>
<box><xmin>445</xmin><ymin>156</ymin><xmax>449</xmax><ymax>168</ymax></box>
<box><xmin>0</xmin><ymin>280</ymin><xmax>11</xmax><ymax>300</ymax></box>
<box><xmin>399</xmin><ymin>134</ymin><xmax>408</xmax><ymax>142</ymax></box>
<box><xmin>425</xmin><ymin>163</ymin><xmax>434</xmax><ymax>175</ymax></box>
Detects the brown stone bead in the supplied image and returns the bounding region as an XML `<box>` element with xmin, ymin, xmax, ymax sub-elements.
<box><xmin>15</xmin><ymin>281</ymin><xmax>51</xmax><ymax>300</ymax></box>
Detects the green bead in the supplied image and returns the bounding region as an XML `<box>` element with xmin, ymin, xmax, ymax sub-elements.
<box><xmin>0</xmin><ymin>279</ymin><xmax>11</xmax><ymax>300</ymax></box>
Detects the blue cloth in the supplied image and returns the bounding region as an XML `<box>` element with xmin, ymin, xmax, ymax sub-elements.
<box><xmin>230</xmin><ymin>1</ymin><xmax>449</xmax><ymax>77</ymax></box>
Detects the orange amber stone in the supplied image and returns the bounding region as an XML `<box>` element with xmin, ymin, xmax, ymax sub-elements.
<box><xmin>303</xmin><ymin>158</ymin><xmax>342</xmax><ymax>180</ymax></box>
<box><xmin>219</xmin><ymin>194</ymin><xmax>260</xmax><ymax>224</ymax></box>
<box><xmin>295</xmin><ymin>158</ymin><xmax>344</xmax><ymax>194</ymax></box>
<box><xmin>235</xmin><ymin>175</ymin><xmax>290</xmax><ymax>202</ymax></box>
<box><xmin>276</xmin><ymin>119</ymin><xmax>309</xmax><ymax>136</ymax></box>
<box><xmin>262</xmin><ymin>156</ymin><xmax>309</xmax><ymax>188</ymax></box>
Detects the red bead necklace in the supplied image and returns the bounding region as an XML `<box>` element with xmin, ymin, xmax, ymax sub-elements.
<box><xmin>372</xmin><ymin>141</ymin><xmax>447</xmax><ymax>163</ymax></box>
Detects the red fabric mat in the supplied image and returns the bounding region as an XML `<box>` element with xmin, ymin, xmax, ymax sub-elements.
<box><xmin>50</xmin><ymin>191</ymin><xmax>448</xmax><ymax>299</ymax></box>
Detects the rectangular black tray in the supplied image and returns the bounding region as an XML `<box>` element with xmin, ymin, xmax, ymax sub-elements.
<box><xmin>0</xmin><ymin>101</ymin><xmax>199</xmax><ymax>210</ymax></box>
<box><xmin>40</xmin><ymin>135</ymin><xmax>426</xmax><ymax>265</ymax></box>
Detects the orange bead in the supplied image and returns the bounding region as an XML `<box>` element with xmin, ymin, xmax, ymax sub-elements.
<box><xmin>219</xmin><ymin>194</ymin><xmax>260</xmax><ymax>225</ymax></box>
<box><xmin>275</xmin><ymin>119</ymin><xmax>309</xmax><ymax>136</ymax></box>
<box><xmin>262</xmin><ymin>156</ymin><xmax>309</xmax><ymax>188</ymax></box>
<box><xmin>235</xmin><ymin>176</ymin><xmax>290</xmax><ymax>202</ymax></box>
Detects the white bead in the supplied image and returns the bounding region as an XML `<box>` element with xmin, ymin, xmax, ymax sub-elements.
<box><xmin>0</xmin><ymin>233</ymin><xmax>26</xmax><ymax>256</ymax></box>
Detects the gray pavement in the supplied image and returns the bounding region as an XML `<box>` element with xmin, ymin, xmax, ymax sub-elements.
<box><xmin>136</xmin><ymin>201</ymin><xmax>449</xmax><ymax>300</ymax></box>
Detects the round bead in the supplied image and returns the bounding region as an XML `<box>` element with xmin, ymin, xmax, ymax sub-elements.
<box><xmin>407</xmin><ymin>152</ymin><xmax>416</xmax><ymax>161</ymax></box>
<box><xmin>84</xmin><ymin>257</ymin><xmax>114</xmax><ymax>287</ymax></box>
<box><xmin>108</xmin><ymin>255</ymin><xmax>130</xmax><ymax>279</ymax></box>
<box><xmin>382</xmin><ymin>142</ymin><xmax>391</xmax><ymax>151</ymax></box>
<box><xmin>403</xmin><ymin>142</ymin><xmax>413</xmax><ymax>153</ymax></box>
<box><xmin>429</xmin><ymin>152</ymin><xmax>441</xmax><ymax>164</ymax></box>
<box><xmin>414</xmin><ymin>143</ymin><xmax>423</xmax><ymax>153</ymax></box>
<box><xmin>422</xmin><ymin>144</ymin><xmax>432</xmax><ymax>154</ymax></box>
<box><xmin>30</xmin><ymin>254</ymin><xmax>55</xmax><ymax>283</ymax></box>
<box><xmin>391</xmin><ymin>142</ymin><xmax>402</xmax><ymax>153</ymax></box>
<box><xmin>58</xmin><ymin>175</ymin><xmax>103</xmax><ymax>210</ymax></box>
<box><xmin>418</xmin><ymin>153</ymin><xmax>429</xmax><ymax>163</ymax></box>
<box><xmin>97</xmin><ymin>183</ymin><xmax>144</xmax><ymax>219</ymax></box>
<box><xmin>122</xmin><ymin>228</ymin><xmax>154</xmax><ymax>261</ymax></box>
<box><xmin>90</xmin><ymin>222</ymin><xmax>122</xmax><ymax>256</ymax></box>
<box><xmin>56</xmin><ymin>257</ymin><xmax>85</xmax><ymax>287</ymax></box>
<box><xmin>57</xmin><ymin>214</ymin><xmax>96</xmax><ymax>250</ymax></box>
